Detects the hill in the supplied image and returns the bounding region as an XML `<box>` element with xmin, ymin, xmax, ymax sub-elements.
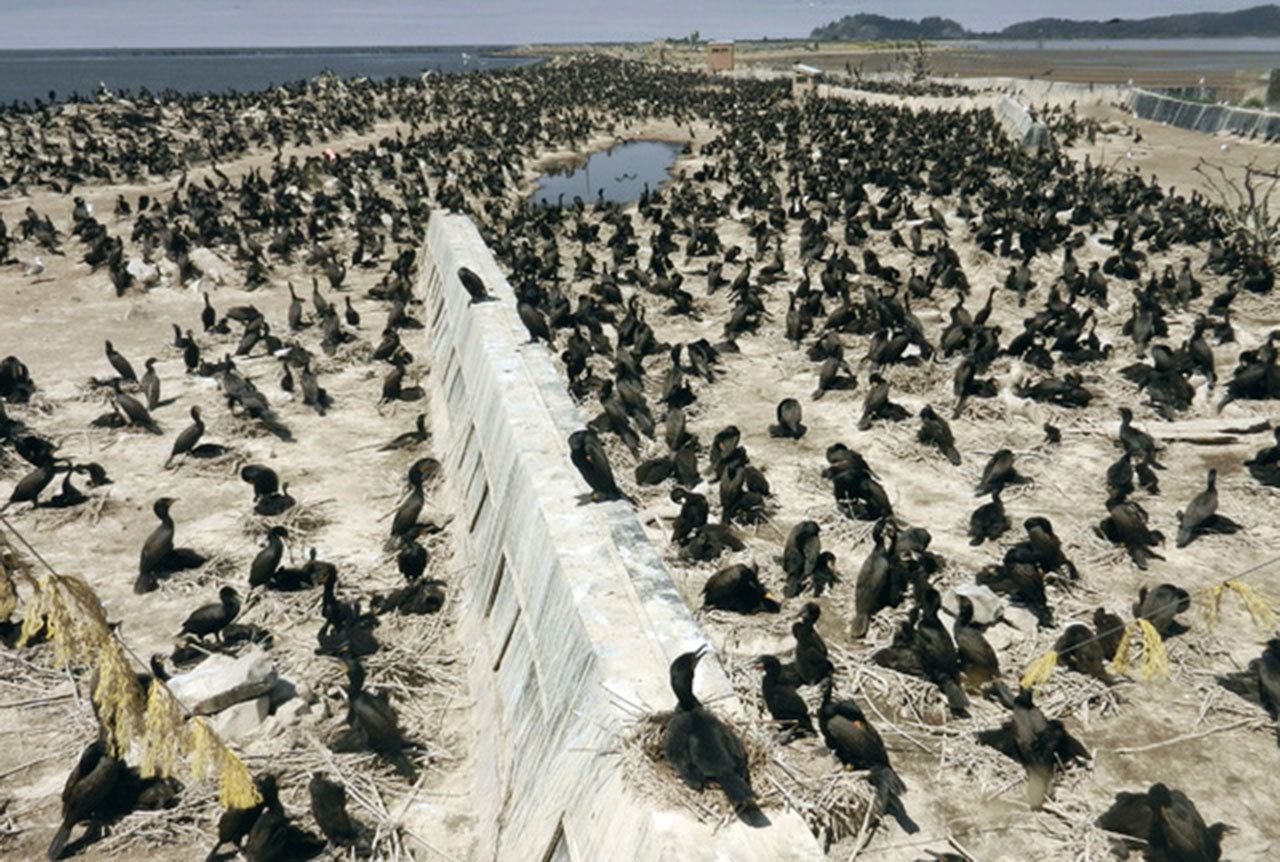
<box><xmin>810</xmin><ymin>4</ymin><xmax>1280</xmax><ymax>41</ymax></box>
<box><xmin>809</xmin><ymin>14</ymin><xmax>967</xmax><ymax>42</ymax></box>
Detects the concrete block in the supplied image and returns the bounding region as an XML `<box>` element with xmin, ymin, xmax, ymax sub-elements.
<box><xmin>422</xmin><ymin>213</ymin><xmax>825</xmax><ymax>862</ymax></box>
<box><xmin>189</xmin><ymin>247</ymin><xmax>234</xmax><ymax>285</ymax></box>
<box><xmin>1002</xmin><ymin>605</ymin><xmax>1041</xmax><ymax>634</ymax></box>
<box><xmin>941</xmin><ymin>583</ymin><xmax>1003</xmax><ymax>625</ymax></box>
<box><xmin>209</xmin><ymin>694</ymin><xmax>270</xmax><ymax>741</ymax></box>
<box><xmin>126</xmin><ymin>258</ymin><xmax>160</xmax><ymax>287</ymax></box>
<box><xmin>275</xmin><ymin>697</ymin><xmax>314</xmax><ymax>727</ymax></box>
<box><xmin>166</xmin><ymin>646</ymin><xmax>277</xmax><ymax>715</ymax></box>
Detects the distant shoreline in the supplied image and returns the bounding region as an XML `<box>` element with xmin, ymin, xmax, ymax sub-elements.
<box><xmin>0</xmin><ymin>45</ymin><xmax>521</xmax><ymax>58</ymax></box>
<box><xmin>3</xmin><ymin>36</ymin><xmax>1277</xmax><ymax>58</ymax></box>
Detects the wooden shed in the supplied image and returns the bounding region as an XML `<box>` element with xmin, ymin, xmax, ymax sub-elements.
<box><xmin>706</xmin><ymin>42</ymin><xmax>734</xmax><ymax>73</ymax></box>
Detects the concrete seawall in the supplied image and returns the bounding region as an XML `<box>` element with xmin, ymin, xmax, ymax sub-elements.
<box><xmin>1129</xmin><ymin>88</ymin><xmax>1280</xmax><ymax>141</ymax></box>
<box><xmin>421</xmin><ymin>212</ymin><xmax>824</xmax><ymax>862</ymax></box>
<box><xmin>997</xmin><ymin>94</ymin><xmax>1053</xmax><ymax>153</ymax></box>
<box><xmin>817</xmin><ymin>82</ymin><xmax>1050</xmax><ymax>152</ymax></box>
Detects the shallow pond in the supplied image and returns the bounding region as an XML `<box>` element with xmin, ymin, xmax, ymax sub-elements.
<box><xmin>531</xmin><ymin>139</ymin><xmax>682</xmax><ymax>207</ymax></box>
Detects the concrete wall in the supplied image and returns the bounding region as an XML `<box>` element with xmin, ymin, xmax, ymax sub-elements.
<box><xmin>816</xmin><ymin>82</ymin><xmax>1050</xmax><ymax>152</ymax></box>
<box><xmin>817</xmin><ymin>81</ymin><xmax>1002</xmax><ymax>114</ymax></box>
<box><xmin>997</xmin><ymin>94</ymin><xmax>1054</xmax><ymax>154</ymax></box>
<box><xmin>1129</xmin><ymin>88</ymin><xmax>1280</xmax><ymax>141</ymax></box>
<box><xmin>960</xmin><ymin>76</ymin><xmax>1129</xmax><ymax>107</ymax></box>
<box><xmin>421</xmin><ymin>212</ymin><xmax>823</xmax><ymax>862</ymax></box>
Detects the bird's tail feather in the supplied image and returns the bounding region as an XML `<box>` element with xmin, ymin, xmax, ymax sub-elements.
<box><xmin>47</xmin><ymin>821</ymin><xmax>73</xmax><ymax>860</ymax></box>
<box><xmin>871</xmin><ymin>767</ymin><xmax>919</xmax><ymax>834</ymax></box>
<box><xmin>719</xmin><ymin>772</ymin><xmax>755</xmax><ymax>806</ymax></box>
<box><xmin>389</xmin><ymin>751</ymin><xmax>418</xmax><ymax>782</ymax></box>
<box><xmin>942</xmin><ymin>678</ymin><xmax>970</xmax><ymax>716</ymax></box>
<box><xmin>1026</xmin><ymin>763</ymin><xmax>1052</xmax><ymax>810</ymax></box>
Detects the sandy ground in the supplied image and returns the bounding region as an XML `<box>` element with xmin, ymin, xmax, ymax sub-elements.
<box><xmin>0</xmin><ymin>126</ymin><xmax>477</xmax><ymax>859</ymax></box>
<box><xmin>3</xmin><ymin>58</ymin><xmax>1280</xmax><ymax>862</ymax></box>
<box><xmin>582</xmin><ymin>40</ymin><xmax>1277</xmax><ymax>97</ymax></box>
<box><xmin>760</xmin><ymin>45</ymin><xmax>1273</xmax><ymax>94</ymax></box>
<box><xmin>509</xmin><ymin>86</ymin><xmax>1280</xmax><ymax>859</ymax></box>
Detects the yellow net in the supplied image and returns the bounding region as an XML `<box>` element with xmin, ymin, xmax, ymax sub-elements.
<box><xmin>12</xmin><ymin>568</ymin><xmax>260</xmax><ymax>809</ymax></box>
<box><xmin>1020</xmin><ymin>649</ymin><xmax>1059</xmax><ymax>689</ymax></box>
<box><xmin>1205</xmin><ymin>579</ymin><xmax>1278</xmax><ymax>630</ymax></box>
<box><xmin>1110</xmin><ymin>619</ymin><xmax>1167</xmax><ymax>681</ymax></box>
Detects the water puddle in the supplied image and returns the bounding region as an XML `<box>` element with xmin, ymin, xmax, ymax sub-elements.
<box><xmin>531</xmin><ymin>139</ymin><xmax>682</xmax><ymax>207</ymax></box>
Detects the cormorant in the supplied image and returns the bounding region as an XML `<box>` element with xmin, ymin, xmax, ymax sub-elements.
<box><xmin>818</xmin><ymin>680</ymin><xmax>917</xmax><ymax>833</ymax></box>
<box><xmin>953</xmin><ymin>596</ymin><xmax>999</xmax><ymax>687</ymax></box>
<box><xmin>768</xmin><ymin>398</ymin><xmax>806</xmax><ymax>439</ymax></box>
<box><xmin>48</xmin><ymin>733</ymin><xmax>123</xmax><ymax>860</ymax></box>
<box><xmin>135</xmin><ymin>497</ymin><xmax>205</xmax><ymax>593</ymax></box>
<box><xmin>701</xmin><ymin>563</ymin><xmax>779</xmax><ymax>614</ymax></box>
<box><xmin>917</xmin><ymin>405</ymin><xmax>961</xmax><ymax>465</ymax></box>
<box><xmin>662</xmin><ymin>647</ymin><xmax>757</xmax><ymax>813</ymax></box>
<box><xmin>248</xmin><ymin>526</ymin><xmax>288</xmax><ymax>588</ymax></box>
<box><xmin>793</xmin><ymin>602</ymin><xmax>833</xmax><ymax>685</ymax></box>
<box><xmin>756</xmin><ymin>654</ymin><xmax>815</xmax><ymax>740</ymax></box>
<box><xmin>458</xmin><ymin>266</ymin><xmax>495</xmax><ymax>303</ymax></box>
<box><xmin>568</xmin><ymin>428</ymin><xmax>629</xmax><ymax>502</ymax></box>
<box><xmin>380</xmin><ymin>413</ymin><xmax>428</xmax><ymax>450</ymax></box>
<box><xmin>104</xmin><ymin>339</ymin><xmax>136</xmax><ymax>382</ymax></box>
<box><xmin>308</xmin><ymin>773</ymin><xmax>362</xmax><ymax>850</ymax></box>
<box><xmin>165</xmin><ymin>406</ymin><xmax>204</xmax><ymax>468</ymax></box>
<box><xmin>180</xmin><ymin>586</ymin><xmax>240</xmax><ymax>641</ymax></box>
<box><xmin>976</xmin><ymin>685</ymin><xmax>1088</xmax><ymax>809</ymax></box>
<box><xmin>333</xmin><ymin>656</ymin><xmax>416</xmax><ymax>781</ymax></box>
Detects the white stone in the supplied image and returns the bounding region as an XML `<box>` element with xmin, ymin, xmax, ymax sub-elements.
<box><xmin>166</xmin><ymin>647</ymin><xmax>277</xmax><ymax>715</ymax></box>
<box><xmin>1002</xmin><ymin>605</ymin><xmax>1041</xmax><ymax>634</ymax></box>
<box><xmin>255</xmin><ymin>715</ymin><xmax>283</xmax><ymax>740</ymax></box>
<box><xmin>275</xmin><ymin>697</ymin><xmax>313</xmax><ymax>727</ymax></box>
<box><xmin>189</xmin><ymin>247</ymin><xmax>235</xmax><ymax>286</ymax></box>
<box><xmin>126</xmin><ymin>258</ymin><xmax>160</xmax><ymax>287</ymax></box>
<box><xmin>209</xmin><ymin>694</ymin><xmax>270</xmax><ymax>741</ymax></box>
<box><xmin>941</xmin><ymin>584</ymin><xmax>1003</xmax><ymax>626</ymax></box>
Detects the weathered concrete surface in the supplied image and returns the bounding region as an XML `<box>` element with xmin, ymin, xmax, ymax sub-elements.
<box><xmin>421</xmin><ymin>212</ymin><xmax>824</xmax><ymax>862</ymax></box>
<box><xmin>817</xmin><ymin>82</ymin><xmax>1050</xmax><ymax>153</ymax></box>
<box><xmin>817</xmin><ymin>80</ymin><xmax>1003</xmax><ymax>114</ymax></box>
<box><xmin>1129</xmin><ymin>87</ymin><xmax>1280</xmax><ymax>141</ymax></box>
<box><xmin>997</xmin><ymin>95</ymin><xmax>1054</xmax><ymax>154</ymax></box>
<box><xmin>166</xmin><ymin>646</ymin><xmax>277</xmax><ymax>716</ymax></box>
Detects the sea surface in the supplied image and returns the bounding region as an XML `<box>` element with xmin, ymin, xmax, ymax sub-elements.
<box><xmin>0</xmin><ymin>46</ymin><xmax>538</xmax><ymax>105</ymax></box>
<box><xmin>531</xmin><ymin>140</ymin><xmax>683</xmax><ymax>207</ymax></box>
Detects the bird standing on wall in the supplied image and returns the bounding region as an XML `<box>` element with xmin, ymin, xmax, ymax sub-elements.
<box><xmin>568</xmin><ymin>429</ymin><xmax>632</xmax><ymax>503</ymax></box>
<box><xmin>458</xmin><ymin>266</ymin><xmax>496</xmax><ymax>304</ymax></box>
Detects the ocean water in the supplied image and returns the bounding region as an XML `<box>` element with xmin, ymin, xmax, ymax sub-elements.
<box><xmin>0</xmin><ymin>46</ymin><xmax>538</xmax><ymax>105</ymax></box>
<box><xmin>531</xmin><ymin>140</ymin><xmax>683</xmax><ymax>207</ymax></box>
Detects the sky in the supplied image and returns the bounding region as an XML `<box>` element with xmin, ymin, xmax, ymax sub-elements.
<box><xmin>0</xmin><ymin>1</ymin><xmax>1264</xmax><ymax>49</ymax></box>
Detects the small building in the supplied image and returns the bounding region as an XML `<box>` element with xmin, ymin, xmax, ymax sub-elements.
<box><xmin>706</xmin><ymin>42</ymin><xmax>734</xmax><ymax>74</ymax></box>
<box><xmin>793</xmin><ymin>63</ymin><xmax>823</xmax><ymax>98</ymax></box>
